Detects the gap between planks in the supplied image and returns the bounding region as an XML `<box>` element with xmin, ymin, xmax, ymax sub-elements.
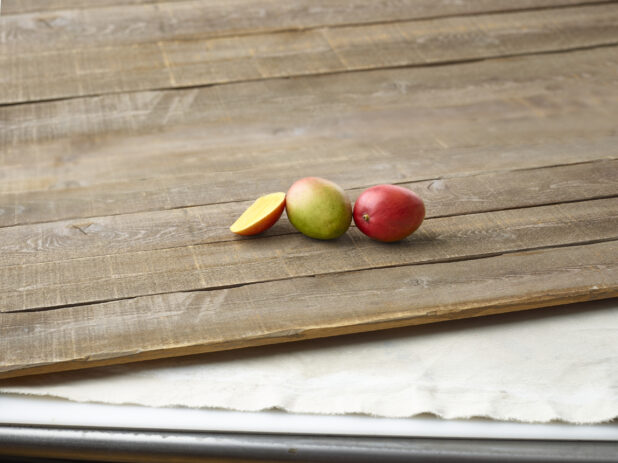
<box><xmin>2</xmin><ymin>3</ymin><xmax>618</xmax><ymax>105</ymax></box>
<box><xmin>1</xmin><ymin>157</ymin><xmax>614</xmax><ymax>231</ymax></box>
<box><xmin>3</xmin><ymin>197</ymin><xmax>616</xmax><ymax>313</ymax></box>
<box><xmin>1</xmin><ymin>240</ymin><xmax>615</xmax><ymax>379</ymax></box>
<box><xmin>3</xmin><ymin>135</ymin><xmax>617</xmax><ymax>227</ymax></box>
<box><xmin>4</xmin><ymin>41</ymin><xmax>618</xmax><ymax>110</ymax></box>
<box><xmin>3</xmin><ymin>0</ymin><xmax>613</xmax><ymax>15</ymax></box>
<box><xmin>9</xmin><ymin>236</ymin><xmax>618</xmax><ymax>315</ymax></box>
<box><xmin>0</xmin><ymin>158</ymin><xmax>616</xmax><ymax>274</ymax></box>
<box><xmin>4</xmin><ymin>0</ymin><xmax>616</xmax><ymax>56</ymax></box>
<box><xmin>3</xmin><ymin>0</ymin><xmax>614</xmax><ymax>34</ymax></box>
<box><xmin>3</xmin><ymin>191</ymin><xmax>616</xmax><ymax>271</ymax></box>
<box><xmin>2</xmin><ymin>193</ymin><xmax>616</xmax><ymax>296</ymax></box>
<box><xmin>4</xmin><ymin>45</ymin><xmax>616</xmax><ymax>165</ymax></box>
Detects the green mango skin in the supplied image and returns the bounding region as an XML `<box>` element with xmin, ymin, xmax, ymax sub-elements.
<box><xmin>286</xmin><ymin>177</ymin><xmax>352</xmax><ymax>240</ymax></box>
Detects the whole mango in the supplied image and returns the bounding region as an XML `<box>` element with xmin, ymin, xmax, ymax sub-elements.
<box><xmin>286</xmin><ymin>177</ymin><xmax>352</xmax><ymax>240</ymax></box>
<box><xmin>353</xmin><ymin>184</ymin><xmax>425</xmax><ymax>242</ymax></box>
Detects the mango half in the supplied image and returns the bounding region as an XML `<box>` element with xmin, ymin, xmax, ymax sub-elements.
<box><xmin>230</xmin><ymin>192</ymin><xmax>286</xmax><ymax>235</ymax></box>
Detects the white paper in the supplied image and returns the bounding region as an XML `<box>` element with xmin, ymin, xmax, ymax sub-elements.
<box><xmin>2</xmin><ymin>395</ymin><xmax>618</xmax><ymax>440</ymax></box>
<box><xmin>2</xmin><ymin>299</ymin><xmax>617</xmax><ymax>424</ymax></box>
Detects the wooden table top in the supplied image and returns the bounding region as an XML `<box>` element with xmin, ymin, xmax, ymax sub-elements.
<box><xmin>1</xmin><ymin>0</ymin><xmax>617</xmax><ymax>379</ymax></box>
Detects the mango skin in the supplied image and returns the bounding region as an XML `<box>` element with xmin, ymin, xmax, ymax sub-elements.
<box><xmin>353</xmin><ymin>184</ymin><xmax>425</xmax><ymax>242</ymax></box>
<box><xmin>286</xmin><ymin>177</ymin><xmax>352</xmax><ymax>240</ymax></box>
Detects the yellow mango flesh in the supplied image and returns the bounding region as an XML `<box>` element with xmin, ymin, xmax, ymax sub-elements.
<box><xmin>230</xmin><ymin>192</ymin><xmax>286</xmax><ymax>235</ymax></box>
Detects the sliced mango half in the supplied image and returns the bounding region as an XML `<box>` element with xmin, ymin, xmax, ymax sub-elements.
<box><xmin>230</xmin><ymin>192</ymin><xmax>286</xmax><ymax>236</ymax></box>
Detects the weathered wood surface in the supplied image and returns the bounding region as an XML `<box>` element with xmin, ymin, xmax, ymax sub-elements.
<box><xmin>1</xmin><ymin>0</ymin><xmax>617</xmax><ymax>378</ymax></box>
<box><xmin>2</xmin><ymin>196</ymin><xmax>617</xmax><ymax>313</ymax></box>
<box><xmin>2</xmin><ymin>241</ymin><xmax>616</xmax><ymax>378</ymax></box>
<box><xmin>2</xmin><ymin>0</ymin><xmax>180</xmax><ymax>14</ymax></box>
<box><xmin>6</xmin><ymin>44</ymin><xmax>616</xmax><ymax>152</ymax></box>
<box><xmin>2</xmin><ymin>47</ymin><xmax>617</xmax><ymax>226</ymax></box>
<box><xmin>1</xmin><ymin>160</ymin><xmax>615</xmax><ymax>268</ymax></box>
<box><xmin>2</xmin><ymin>3</ymin><xmax>618</xmax><ymax>103</ymax></box>
<box><xmin>6</xmin><ymin>0</ymin><xmax>609</xmax><ymax>48</ymax></box>
<box><xmin>1</xmin><ymin>0</ymin><xmax>606</xmax><ymax>16</ymax></box>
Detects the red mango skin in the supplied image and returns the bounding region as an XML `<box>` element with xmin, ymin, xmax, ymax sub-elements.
<box><xmin>353</xmin><ymin>185</ymin><xmax>425</xmax><ymax>242</ymax></box>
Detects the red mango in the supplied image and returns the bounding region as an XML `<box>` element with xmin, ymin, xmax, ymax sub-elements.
<box><xmin>353</xmin><ymin>185</ymin><xmax>425</xmax><ymax>242</ymax></box>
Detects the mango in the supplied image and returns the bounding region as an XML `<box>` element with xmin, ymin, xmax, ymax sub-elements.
<box><xmin>230</xmin><ymin>192</ymin><xmax>286</xmax><ymax>235</ymax></box>
<box><xmin>286</xmin><ymin>177</ymin><xmax>352</xmax><ymax>240</ymax></box>
<box><xmin>353</xmin><ymin>184</ymin><xmax>425</xmax><ymax>242</ymax></box>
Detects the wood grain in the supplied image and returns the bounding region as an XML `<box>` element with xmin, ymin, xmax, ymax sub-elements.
<box><xmin>2</xmin><ymin>197</ymin><xmax>616</xmax><ymax>313</ymax></box>
<box><xmin>1</xmin><ymin>0</ymin><xmax>185</xmax><ymax>15</ymax></box>
<box><xmin>2</xmin><ymin>46</ymin><xmax>617</xmax><ymax>227</ymax></box>
<box><xmin>4</xmin><ymin>1</ymin><xmax>607</xmax><ymax>54</ymax></box>
<box><xmin>4</xmin><ymin>45</ymin><xmax>615</xmax><ymax>156</ymax></box>
<box><xmin>1</xmin><ymin>240</ymin><xmax>615</xmax><ymax>379</ymax></box>
<box><xmin>2</xmin><ymin>137</ymin><xmax>617</xmax><ymax>229</ymax></box>
<box><xmin>1</xmin><ymin>160</ymin><xmax>616</xmax><ymax>268</ymax></box>
<box><xmin>1</xmin><ymin>0</ymin><xmax>605</xmax><ymax>17</ymax></box>
<box><xmin>1</xmin><ymin>1</ymin><xmax>617</xmax><ymax>379</ymax></box>
<box><xmin>2</xmin><ymin>3</ymin><xmax>617</xmax><ymax>104</ymax></box>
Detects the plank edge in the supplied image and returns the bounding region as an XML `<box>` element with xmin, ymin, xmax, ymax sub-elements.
<box><xmin>1</xmin><ymin>287</ymin><xmax>615</xmax><ymax>380</ymax></box>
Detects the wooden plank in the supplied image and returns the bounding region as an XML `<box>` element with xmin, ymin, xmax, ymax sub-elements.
<box><xmin>1</xmin><ymin>0</ymin><xmax>607</xmax><ymax>33</ymax></box>
<box><xmin>2</xmin><ymin>136</ymin><xmax>617</xmax><ymax>229</ymax></box>
<box><xmin>2</xmin><ymin>197</ymin><xmax>616</xmax><ymax>313</ymax></box>
<box><xmin>1</xmin><ymin>160</ymin><xmax>616</xmax><ymax>268</ymax></box>
<box><xmin>4</xmin><ymin>1</ymin><xmax>597</xmax><ymax>53</ymax></box>
<box><xmin>6</xmin><ymin>106</ymin><xmax>617</xmax><ymax>199</ymax></box>
<box><xmin>1</xmin><ymin>240</ymin><xmax>615</xmax><ymax>379</ymax></box>
<box><xmin>1</xmin><ymin>0</ymin><xmax>183</xmax><ymax>15</ymax></box>
<box><xmin>2</xmin><ymin>4</ymin><xmax>617</xmax><ymax>104</ymax></box>
<box><xmin>4</xmin><ymin>45</ymin><xmax>616</xmax><ymax>156</ymax></box>
<box><xmin>2</xmin><ymin>46</ymin><xmax>617</xmax><ymax>227</ymax></box>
